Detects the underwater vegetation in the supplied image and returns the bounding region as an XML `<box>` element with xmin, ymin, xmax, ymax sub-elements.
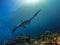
<box><xmin>4</xmin><ymin>31</ymin><xmax>60</xmax><ymax>45</ymax></box>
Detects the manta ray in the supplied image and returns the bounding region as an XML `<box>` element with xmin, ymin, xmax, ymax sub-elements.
<box><xmin>12</xmin><ymin>10</ymin><xmax>41</xmax><ymax>32</ymax></box>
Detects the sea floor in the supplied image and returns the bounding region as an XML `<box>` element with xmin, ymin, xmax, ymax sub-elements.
<box><xmin>2</xmin><ymin>31</ymin><xmax>60</xmax><ymax>45</ymax></box>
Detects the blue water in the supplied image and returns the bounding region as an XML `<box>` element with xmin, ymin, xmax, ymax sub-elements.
<box><xmin>0</xmin><ymin>0</ymin><xmax>60</xmax><ymax>43</ymax></box>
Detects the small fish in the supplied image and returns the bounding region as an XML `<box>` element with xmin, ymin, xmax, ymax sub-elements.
<box><xmin>12</xmin><ymin>10</ymin><xmax>41</xmax><ymax>32</ymax></box>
